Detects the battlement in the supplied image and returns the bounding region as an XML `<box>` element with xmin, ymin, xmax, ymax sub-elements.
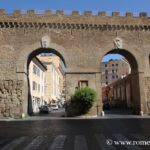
<box><xmin>0</xmin><ymin>9</ymin><xmax>148</xmax><ymax>18</ymax></box>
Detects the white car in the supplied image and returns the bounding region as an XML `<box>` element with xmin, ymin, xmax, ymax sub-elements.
<box><xmin>51</xmin><ymin>104</ymin><xmax>59</xmax><ymax>110</ymax></box>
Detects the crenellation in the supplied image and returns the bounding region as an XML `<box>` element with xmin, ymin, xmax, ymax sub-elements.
<box><xmin>45</xmin><ymin>10</ymin><xmax>52</xmax><ymax>15</ymax></box>
<box><xmin>27</xmin><ymin>10</ymin><xmax>35</xmax><ymax>15</ymax></box>
<box><xmin>139</xmin><ymin>12</ymin><xmax>147</xmax><ymax>18</ymax></box>
<box><xmin>13</xmin><ymin>10</ymin><xmax>21</xmax><ymax>16</ymax></box>
<box><xmin>71</xmin><ymin>11</ymin><xmax>80</xmax><ymax>16</ymax></box>
<box><xmin>112</xmin><ymin>12</ymin><xmax>120</xmax><ymax>17</ymax></box>
<box><xmin>0</xmin><ymin>10</ymin><xmax>149</xmax><ymax>19</ymax></box>
<box><xmin>56</xmin><ymin>10</ymin><xmax>64</xmax><ymax>16</ymax></box>
<box><xmin>98</xmin><ymin>11</ymin><xmax>106</xmax><ymax>16</ymax></box>
<box><xmin>84</xmin><ymin>11</ymin><xmax>92</xmax><ymax>16</ymax></box>
<box><xmin>126</xmin><ymin>12</ymin><xmax>133</xmax><ymax>17</ymax></box>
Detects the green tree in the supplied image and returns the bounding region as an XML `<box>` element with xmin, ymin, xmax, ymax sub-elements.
<box><xmin>65</xmin><ymin>87</ymin><xmax>97</xmax><ymax>116</ymax></box>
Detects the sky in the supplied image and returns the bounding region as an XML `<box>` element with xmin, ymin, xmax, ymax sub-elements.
<box><xmin>0</xmin><ymin>0</ymin><xmax>150</xmax><ymax>14</ymax></box>
<box><xmin>0</xmin><ymin>0</ymin><xmax>149</xmax><ymax>62</ymax></box>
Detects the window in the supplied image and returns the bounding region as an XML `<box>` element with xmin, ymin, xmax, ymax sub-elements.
<box><xmin>33</xmin><ymin>65</ymin><xmax>37</xmax><ymax>74</ymax></box>
<box><xmin>38</xmin><ymin>84</ymin><xmax>40</xmax><ymax>92</ymax></box>
<box><xmin>112</xmin><ymin>75</ymin><xmax>115</xmax><ymax>79</ymax></box>
<box><xmin>112</xmin><ymin>70</ymin><xmax>114</xmax><ymax>73</ymax></box>
<box><xmin>105</xmin><ymin>64</ymin><xmax>107</xmax><ymax>67</ymax></box>
<box><xmin>105</xmin><ymin>70</ymin><xmax>108</xmax><ymax>74</ymax></box>
<box><xmin>33</xmin><ymin>65</ymin><xmax>40</xmax><ymax>77</ymax></box>
<box><xmin>116</xmin><ymin>75</ymin><xmax>118</xmax><ymax>78</ymax></box>
<box><xmin>33</xmin><ymin>81</ymin><xmax>37</xmax><ymax>90</ymax></box>
<box><xmin>105</xmin><ymin>76</ymin><xmax>107</xmax><ymax>79</ymax></box>
<box><xmin>116</xmin><ymin>69</ymin><xmax>117</xmax><ymax>72</ymax></box>
<box><xmin>78</xmin><ymin>80</ymin><xmax>88</xmax><ymax>88</ymax></box>
<box><xmin>116</xmin><ymin>64</ymin><xmax>118</xmax><ymax>66</ymax></box>
<box><xmin>106</xmin><ymin>81</ymin><xmax>108</xmax><ymax>85</ymax></box>
<box><xmin>112</xmin><ymin>64</ymin><xmax>114</xmax><ymax>67</ymax></box>
<box><xmin>37</xmin><ymin>68</ymin><xmax>40</xmax><ymax>76</ymax></box>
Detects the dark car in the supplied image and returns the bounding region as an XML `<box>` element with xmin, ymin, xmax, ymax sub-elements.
<box><xmin>103</xmin><ymin>101</ymin><xmax>110</xmax><ymax>110</ymax></box>
<box><xmin>39</xmin><ymin>105</ymin><xmax>51</xmax><ymax>113</ymax></box>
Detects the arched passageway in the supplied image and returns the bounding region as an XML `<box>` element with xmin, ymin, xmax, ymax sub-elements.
<box><xmin>101</xmin><ymin>49</ymin><xmax>144</xmax><ymax>115</ymax></box>
<box><xmin>27</xmin><ymin>48</ymin><xmax>66</xmax><ymax>116</ymax></box>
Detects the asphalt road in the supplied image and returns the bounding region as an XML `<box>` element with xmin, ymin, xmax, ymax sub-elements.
<box><xmin>0</xmin><ymin>118</ymin><xmax>150</xmax><ymax>150</ymax></box>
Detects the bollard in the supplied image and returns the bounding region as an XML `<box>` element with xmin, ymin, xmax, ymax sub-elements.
<box><xmin>21</xmin><ymin>113</ymin><xmax>25</xmax><ymax>119</ymax></box>
<box><xmin>101</xmin><ymin>111</ymin><xmax>105</xmax><ymax>117</ymax></box>
<box><xmin>140</xmin><ymin>111</ymin><xmax>143</xmax><ymax>116</ymax></box>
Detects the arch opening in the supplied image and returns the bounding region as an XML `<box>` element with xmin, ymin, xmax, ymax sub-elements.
<box><xmin>101</xmin><ymin>49</ymin><xmax>141</xmax><ymax>115</ymax></box>
<box><xmin>105</xmin><ymin>49</ymin><xmax>138</xmax><ymax>73</ymax></box>
<box><xmin>27</xmin><ymin>48</ymin><xmax>66</xmax><ymax>117</ymax></box>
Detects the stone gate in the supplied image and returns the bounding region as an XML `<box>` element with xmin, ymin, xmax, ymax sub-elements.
<box><xmin>0</xmin><ymin>10</ymin><xmax>150</xmax><ymax>118</ymax></box>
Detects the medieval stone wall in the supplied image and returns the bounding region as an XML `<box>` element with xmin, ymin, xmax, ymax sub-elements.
<box><xmin>0</xmin><ymin>80</ymin><xmax>23</xmax><ymax>118</ymax></box>
<box><xmin>0</xmin><ymin>10</ymin><xmax>150</xmax><ymax>117</ymax></box>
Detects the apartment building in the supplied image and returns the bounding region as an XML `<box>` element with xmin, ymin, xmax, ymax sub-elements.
<box><xmin>101</xmin><ymin>58</ymin><xmax>131</xmax><ymax>87</ymax></box>
<box><xmin>29</xmin><ymin>57</ymin><xmax>47</xmax><ymax>113</ymax></box>
<box><xmin>38</xmin><ymin>54</ymin><xmax>65</xmax><ymax>105</ymax></box>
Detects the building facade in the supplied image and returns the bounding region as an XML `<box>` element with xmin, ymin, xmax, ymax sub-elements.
<box><xmin>102</xmin><ymin>74</ymin><xmax>132</xmax><ymax>109</ymax></box>
<box><xmin>38</xmin><ymin>55</ymin><xmax>65</xmax><ymax>105</ymax></box>
<box><xmin>29</xmin><ymin>57</ymin><xmax>47</xmax><ymax>113</ymax></box>
<box><xmin>101</xmin><ymin>58</ymin><xmax>131</xmax><ymax>87</ymax></box>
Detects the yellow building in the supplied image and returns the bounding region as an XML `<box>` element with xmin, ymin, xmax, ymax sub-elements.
<box><xmin>29</xmin><ymin>57</ymin><xmax>47</xmax><ymax>113</ymax></box>
<box><xmin>38</xmin><ymin>55</ymin><xmax>65</xmax><ymax>105</ymax></box>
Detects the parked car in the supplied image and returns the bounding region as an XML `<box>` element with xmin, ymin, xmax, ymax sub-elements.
<box><xmin>51</xmin><ymin>104</ymin><xmax>59</xmax><ymax>110</ymax></box>
<box><xmin>39</xmin><ymin>105</ymin><xmax>52</xmax><ymax>113</ymax></box>
<box><xmin>103</xmin><ymin>101</ymin><xmax>110</xmax><ymax>110</ymax></box>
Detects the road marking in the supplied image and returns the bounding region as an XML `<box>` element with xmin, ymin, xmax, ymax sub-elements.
<box><xmin>49</xmin><ymin>135</ymin><xmax>66</xmax><ymax>150</ymax></box>
<box><xmin>114</xmin><ymin>134</ymin><xmax>141</xmax><ymax>150</ymax></box>
<box><xmin>1</xmin><ymin>137</ymin><xmax>26</xmax><ymax>150</ymax></box>
<box><xmin>74</xmin><ymin>135</ymin><xmax>88</xmax><ymax>150</ymax></box>
<box><xmin>95</xmin><ymin>134</ymin><xmax>116</xmax><ymax>150</ymax></box>
<box><xmin>23</xmin><ymin>136</ymin><xmax>44</xmax><ymax>150</ymax></box>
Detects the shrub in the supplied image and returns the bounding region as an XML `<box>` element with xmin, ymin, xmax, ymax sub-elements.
<box><xmin>65</xmin><ymin>87</ymin><xmax>97</xmax><ymax>116</ymax></box>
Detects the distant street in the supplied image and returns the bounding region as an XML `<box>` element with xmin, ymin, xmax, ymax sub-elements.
<box><xmin>0</xmin><ymin>118</ymin><xmax>150</xmax><ymax>150</ymax></box>
<box><xmin>33</xmin><ymin>108</ymin><xmax>66</xmax><ymax>118</ymax></box>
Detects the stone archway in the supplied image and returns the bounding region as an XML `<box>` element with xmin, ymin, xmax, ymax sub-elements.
<box><xmin>26</xmin><ymin>48</ymin><xmax>67</xmax><ymax>115</ymax></box>
<box><xmin>14</xmin><ymin>41</ymin><xmax>68</xmax><ymax>117</ymax></box>
<box><xmin>100</xmin><ymin>49</ymin><xmax>146</xmax><ymax>115</ymax></box>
